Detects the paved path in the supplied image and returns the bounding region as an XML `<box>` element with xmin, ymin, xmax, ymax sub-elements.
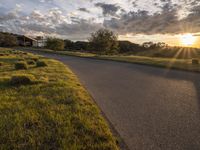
<box><xmin>28</xmin><ymin>50</ymin><xmax>200</xmax><ymax>150</ymax></box>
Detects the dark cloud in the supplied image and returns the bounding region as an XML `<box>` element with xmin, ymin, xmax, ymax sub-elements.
<box><xmin>104</xmin><ymin>2</ymin><xmax>200</xmax><ymax>35</ymax></box>
<box><xmin>0</xmin><ymin>12</ymin><xmax>18</xmax><ymax>21</ymax></box>
<box><xmin>78</xmin><ymin>8</ymin><xmax>90</xmax><ymax>13</ymax></box>
<box><xmin>55</xmin><ymin>19</ymin><xmax>102</xmax><ymax>36</ymax></box>
<box><xmin>95</xmin><ymin>2</ymin><xmax>121</xmax><ymax>16</ymax></box>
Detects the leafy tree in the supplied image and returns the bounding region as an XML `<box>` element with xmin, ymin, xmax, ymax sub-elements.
<box><xmin>64</xmin><ymin>39</ymin><xmax>74</xmax><ymax>50</ymax></box>
<box><xmin>46</xmin><ymin>38</ymin><xmax>64</xmax><ymax>50</ymax></box>
<box><xmin>142</xmin><ymin>42</ymin><xmax>167</xmax><ymax>49</ymax></box>
<box><xmin>142</xmin><ymin>42</ymin><xmax>155</xmax><ymax>48</ymax></box>
<box><xmin>89</xmin><ymin>29</ymin><xmax>119</xmax><ymax>55</ymax></box>
<box><xmin>0</xmin><ymin>32</ymin><xmax>17</xmax><ymax>47</ymax></box>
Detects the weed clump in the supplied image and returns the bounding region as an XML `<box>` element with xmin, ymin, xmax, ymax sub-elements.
<box><xmin>31</xmin><ymin>58</ymin><xmax>39</xmax><ymax>61</ymax></box>
<box><xmin>15</xmin><ymin>61</ymin><xmax>28</xmax><ymax>70</ymax></box>
<box><xmin>10</xmin><ymin>74</ymin><xmax>36</xmax><ymax>85</ymax></box>
<box><xmin>36</xmin><ymin>60</ymin><xmax>48</xmax><ymax>67</ymax></box>
<box><xmin>27</xmin><ymin>60</ymin><xmax>36</xmax><ymax>65</ymax></box>
<box><xmin>192</xmin><ymin>59</ymin><xmax>199</xmax><ymax>65</ymax></box>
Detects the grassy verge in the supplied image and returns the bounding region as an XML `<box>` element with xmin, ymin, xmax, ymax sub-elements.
<box><xmin>18</xmin><ymin>47</ymin><xmax>200</xmax><ymax>73</ymax></box>
<box><xmin>0</xmin><ymin>48</ymin><xmax>119</xmax><ymax>149</ymax></box>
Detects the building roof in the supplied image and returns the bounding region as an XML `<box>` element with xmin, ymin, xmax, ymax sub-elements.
<box><xmin>24</xmin><ymin>35</ymin><xmax>37</xmax><ymax>41</ymax></box>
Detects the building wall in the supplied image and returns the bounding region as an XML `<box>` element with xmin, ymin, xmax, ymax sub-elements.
<box><xmin>32</xmin><ymin>38</ymin><xmax>47</xmax><ymax>47</ymax></box>
<box><xmin>33</xmin><ymin>41</ymin><xmax>38</xmax><ymax>47</ymax></box>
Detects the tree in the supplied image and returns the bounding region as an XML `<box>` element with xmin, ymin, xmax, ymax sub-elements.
<box><xmin>73</xmin><ymin>41</ymin><xmax>89</xmax><ymax>51</ymax></box>
<box><xmin>89</xmin><ymin>29</ymin><xmax>119</xmax><ymax>55</ymax></box>
<box><xmin>46</xmin><ymin>38</ymin><xmax>64</xmax><ymax>50</ymax></box>
<box><xmin>142</xmin><ymin>42</ymin><xmax>155</xmax><ymax>48</ymax></box>
<box><xmin>0</xmin><ymin>32</ymin><xmax>17</xmax><ymax>47</ymax></box>
<box><xmin>142</xmin><ymin>42</ymin><xmax>168</xmax><ymax>50</ymax></box>
<box><xmin>118</xmin><ymin>41</ymin><xmax>142</xmax><ymax>53</ymax></box>
<box><xmin>64</xmin><ymin>39</ymin><xmax>74</xmax><ymax>50</ymax></box>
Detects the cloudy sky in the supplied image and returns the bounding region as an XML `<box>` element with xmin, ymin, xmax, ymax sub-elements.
<box><xmin>0</xmin><ymin>0</ymin><xmax>200</xmax><ymax>47</ymax></box>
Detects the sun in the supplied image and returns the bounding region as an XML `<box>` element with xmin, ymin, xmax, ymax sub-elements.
<box><xmin>180</xmin><ymin>34</ymin><xmax>196</xmax><ymax>46</ymax></box>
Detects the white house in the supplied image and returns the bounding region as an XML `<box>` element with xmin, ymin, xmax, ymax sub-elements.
<box><xmin>32</xmin><ymin>36</ymin><xmax>47</xmax><ymax>47</ymax></box>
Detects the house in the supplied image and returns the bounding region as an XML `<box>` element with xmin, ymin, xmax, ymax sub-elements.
<box><xmin>34</xmin><ymin>36</ymin><xmax>47</xmax><ymax>47</ymax></box>
<box><xmin>17</xmin><ymin>35</ymin><xmax>47</xmax><ymax>47</ymax></box>
<box><xmin>17</xmin><ymin>35</ymin><xmax>37</xmax><ymax>46</ymax></box>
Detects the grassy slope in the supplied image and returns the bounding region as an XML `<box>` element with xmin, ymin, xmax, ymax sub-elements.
<box><xmin>0</xmin><ymin>48</ymin><xmax>119</xmax><ymax>150</ymax></box>
<box><xmin>20</xmin><ymin>47</ymin><xmax>200</xmax><ymax>73</ymax></box>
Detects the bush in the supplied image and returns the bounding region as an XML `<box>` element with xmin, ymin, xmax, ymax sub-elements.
<box><xmin>46</xmin><ymin>38</ymin><xmax>65</xmax><ymax>50</ymax></box>
<box><xmin>15</xmin><ymin>61</ymin><xmax>28</xmax><ymax>70</ymax></box>
<box><xmin>36</xmin><ymin>60</ymin><xmax>47</xmax><ymax>67</ymax></box>
<box><xmin>89</xmin><ymin>29</ymin><xmax>119</xmax><ymax>55</ymax></box>
<box><xmin>192</xmin><ymin>59</ymin><xmax>199</xmax><ymax>64</ymax></box>
<box><xmin>10</xmin><ymin>74</ymin><xmax>36</xmax><ymax>85</ymax></box>
<box><xmin>0</xmin><ymin>32</ymin><xmax>17</xmax><ymax>47</ymax></box>
<box><xmin>27</xmin><ymin>60</ymin><xmax>36</xmax><ymax>65</ymax></box>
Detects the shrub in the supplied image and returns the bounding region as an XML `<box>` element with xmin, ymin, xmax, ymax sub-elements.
<box><xmin>89</xmin><ymin>29</ymin><xmax>119</xmax><ymax>55</ymax></box>
<box><xmin>0</xmin><ymin>33</ymin><xmax>17</xmax><ymax>47</ymax></box>
<box><xmin>15</xmin><ymin>61</ymin><xmax>28</xmax><ymax>70</ymax></box>
<box><xmin>36</xmin><ymin>60</ymin><xmax>47</xmax><ymax>67</ymax></box>
<box><xmin>27</xmin><ymin>60</ymin><xmax>36</xmax><ymax>65</ymax></box>
<box><xmin>192</xmin><ymin>59</ymin><xmax>199</xmax><ymax>65</ymax></box>
<box><xmin>10</xmin><ymin>74</ymin><xmax>36</xmax><ymax>85</ymax></box>
<box><xmin>46</xmin><ymin>38</ymin><xmax>65</xmax><ymax>50</ymax></box>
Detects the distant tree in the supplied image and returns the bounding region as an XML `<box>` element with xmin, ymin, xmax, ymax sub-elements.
<box><xmin>142</xmin><ymin>42</ymin><xmax>155</xmax><ymax>48</ymax></box>
<box><xmin>73</xmin><ymin>41</ymin><xmax>89</xmax><ymax>51</ymax></box>
<box><xmin>46</xmin><ymin>38</ymin><xmax>64</xmax><ymax>50</ymax></box>
<box><xmin>0</xmin><ymin>32</ymin><xmax>17</xmax><ymax>47</ymax></box>
<box><xmin>89</xmin><ymin>29</ymin><xmax>119</xmax><ymax>55</ymax></box>
<box><xmin>64</xmin><ymin>39</ymin><xmax>74</xmax><ymax>50</ymax></box>
<box><xmin>118</xmin><ymin>41</ymin><xmax>142</xmax><ymax>53</ymax></box>
<box><xmin>156</xmin><ymin>42</ymin><xmax>168</xmax><ymax>49</ymax></box>
<box><xmin>142</xmin><ymin>42</ymin><xmax>168</xmax><ymax>49</ymax></box>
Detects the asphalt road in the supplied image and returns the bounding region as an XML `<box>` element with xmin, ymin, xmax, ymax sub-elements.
<box><xmin>28</xmin><ymin>50</ymin><xmax>200</xmax><ymax>150</ymax></box>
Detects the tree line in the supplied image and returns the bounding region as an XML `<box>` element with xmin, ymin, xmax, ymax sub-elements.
<box><xmin>46</xmin><ymin>29</ymin><xmax>171</xmax><ymax>55</ymax></box>
<box><xmin>0</xmin><ymin>29</ymin><xmax>198</xmax><ymax>56</ymax></box>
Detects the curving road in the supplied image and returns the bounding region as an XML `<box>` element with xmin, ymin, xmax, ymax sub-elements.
<box><xmin>27</xmin><ymin>50</ymin><xmax>200</xmax><ymax>150</ymax></box>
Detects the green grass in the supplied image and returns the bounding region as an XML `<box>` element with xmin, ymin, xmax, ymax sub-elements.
<box><xmin>133</xmin><ymin>48</ymin><xmax>200</xmax><ymax>59</ymax></box>
<box><xmin>0</xmin><ymin>48</ymin><xmax>119</xmax><ymax>150</ymax></box>
<box><xmin>19</xmin><ymin>47</ymin><xmax>200</xmax><ymax>73</ymax></box>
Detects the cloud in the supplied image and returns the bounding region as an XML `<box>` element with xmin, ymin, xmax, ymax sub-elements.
<box><xmin>78</xmin><ymin>8</ymin><xmax>90</xmax><ymax>13</ymax></box>
<box><xmin>55</xmin><ymin>19</ymin><xmax>103</xmax><ymax>40</ymax></box>
<box><xmin>95</xmin><ymin>2</ymin><xmax>121</xmax><ymax>16</ymax></box>
<box><xmin>0</xmin><ymin>12</ymin><xmax>18</xmax><ymax>21</ymax></box>
<box><xmin>104</xmin><ymin>2</ymin><xmax>200</xmax><ymax>35</ymax></box>
<box><xmin>0</xmin><ymin>6</ymin><xmax>102</xmax><ymax>40</ymax></box>
<box><xmin>1</xmin><ymin>0</ymin><xmax>200</xmax><ymax>40</ymax></box>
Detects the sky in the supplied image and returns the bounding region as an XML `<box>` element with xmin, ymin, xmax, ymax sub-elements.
<box><xmin>0</xmin><ymin>0</ymin><xmax>200</xmax><ymax>47</ymax></box>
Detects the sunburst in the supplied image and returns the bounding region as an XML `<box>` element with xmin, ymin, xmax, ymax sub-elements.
<box><xmin>180</xmin><ymin>34</ymin><xmax>196</xmax><ymax>46</ymax></box>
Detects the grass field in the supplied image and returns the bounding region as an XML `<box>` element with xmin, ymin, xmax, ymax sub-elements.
<box><xmin>0</xmin><ymin>48</ymin><xmax>119</xmax><ymax>150</ymax></box>
<box><xmin>19</xmin><ymin>47</ymin><xmax>200</xmax><ymax>73</ymax></box>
